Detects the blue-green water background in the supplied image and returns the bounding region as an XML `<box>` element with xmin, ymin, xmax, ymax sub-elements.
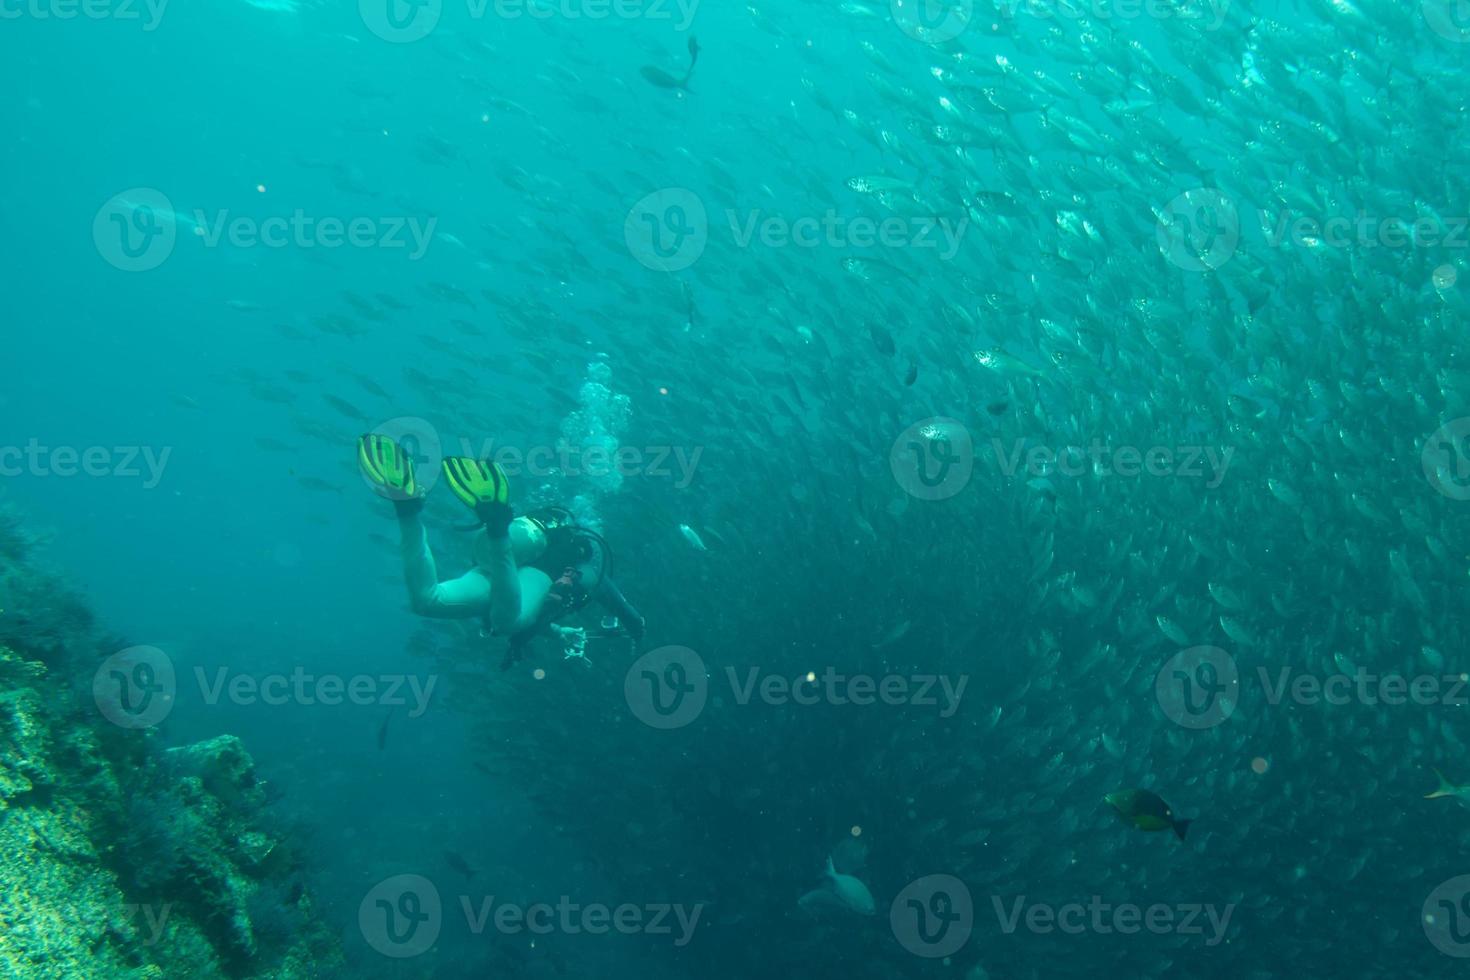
<box><xmin>7</xmin><ymin>0</ymin><xmax>1470</xmax><ymax>976</ymax></box>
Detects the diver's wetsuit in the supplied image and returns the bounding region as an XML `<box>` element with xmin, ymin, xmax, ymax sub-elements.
<box><xmin>395</xmin><ymin>507</ymin><xmax>644</xmax><ymax>642</ymax></box>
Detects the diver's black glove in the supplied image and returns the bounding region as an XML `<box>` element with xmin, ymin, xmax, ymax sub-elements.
<box><xmin>392</xmin><ymin>497</ymin><xmax>425</xmax><ymax>519</ymax></box>
<box><xmin>476</xmin><ymin>501</ymin><xmax>513</xmax><ymax>538</ymax></box>
<box><xmin>626</xmin><ymin>613</ymin><xmax>647</xmax><ymax>642</ymax></box>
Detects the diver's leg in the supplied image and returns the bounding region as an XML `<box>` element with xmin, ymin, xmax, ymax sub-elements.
<box><xmin>396</xmin><ymin>505</ymin><xmax>491</xmax><ymax>617</ymax></box>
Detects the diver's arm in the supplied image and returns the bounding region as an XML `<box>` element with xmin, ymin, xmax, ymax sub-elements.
<box><xmin>595</xmin><ymin>577</ymin><xmax>646</xmax><ymax>640</ymax></box>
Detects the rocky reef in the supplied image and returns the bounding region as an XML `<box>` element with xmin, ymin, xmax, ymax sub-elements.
<box><xmin>0</xmin><ymin>502</ymin><xmax>340</xmax><ymax>978</ymax></box>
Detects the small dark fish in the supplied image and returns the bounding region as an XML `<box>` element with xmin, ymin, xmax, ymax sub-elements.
<box><xmin>445</xmin><ymin>851</ymin><xmax>475</xmax><ymax>879</ymax></box>
<box><xmin>1105</xmin><ymin>788</ymin><xmax>1192</xmax><ymax>841</ymax></box>
<box><xmin>903</xmin><ymin>361</ymin><xmax>918</xmax><ymax>386</ymax></box>
<box><xmin>422</xmin><ymin>282</ymin><xmax>477</xmax><ymax>309</ymax></box>
<box><xmin>986</xmin><ymin>400</ymin><xmax>1010</xmax><ymax>416</ymax></box>
<box><xmin>297</xmin><ymin>476</ymin><xmax>341</xmax><ymax>494</ymax></box>
<box><xmin>473</xmin><ymin>761</ymin><xmax>494</xmax><ymax>777</ymax></box>
<box><xmin>869</xmin><ymin>324</ymin><xmax>896</xmax><ymax>357</ymax></box>
<box><xmin>640</xmin><ymin>66</ymin><xmax>685</xmax><ymax>89</ymax></box>
<box><xmin>641</xmin><ymin>35</ymin><xmax>700</xmax><ymax>90</ymax></box>
<box><xmin>323</xmin><ymin>394</ymin><xmax>368</xmax><ymax>421</ymax></box>
<box><xmin>377</xmin><ymin>707</ymin><xmax>393</xmax><ymax>750</ymax></box>
<box><xmin>375</xmin><ymin>293</ymin><xmax>408</xmax><ymax>311</ymax></box>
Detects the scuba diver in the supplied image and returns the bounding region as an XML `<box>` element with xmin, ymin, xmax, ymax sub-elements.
<box><xmin>356</xmin><ymin>434</ymin><xmax>646</xmax><ymax>668</ymax></box>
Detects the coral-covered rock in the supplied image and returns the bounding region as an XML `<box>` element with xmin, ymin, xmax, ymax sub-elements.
<box><xmin>0</xmin><ymin>503</ymin><xmax>341</xmax><ymax>979</ymax></box>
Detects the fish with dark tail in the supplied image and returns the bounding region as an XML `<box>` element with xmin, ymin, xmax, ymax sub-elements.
<box><xmin>1105</xmin><ymin>789</ymin><xmax>1192</xmax><ymax>841</ymax></box>
<box><xmin>642</xmin><ymin>36</ymin><xmax>700</xmax><ymax>90</ymax></box>
<box><xmin>376</xmin><ymin>707</ymin><xmax>393</xmax><ymax>750</ymax></box>
<box><xmin>445</xmin><ymin>851</ymin><xmax>476</xmax><ymax>879</ymax></box>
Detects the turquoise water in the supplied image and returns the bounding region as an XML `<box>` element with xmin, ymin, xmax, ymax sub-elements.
<box><xmin>6</xmin><ymin>0</ymin><xmax>1470</xmax><ymax>975</ymax></box>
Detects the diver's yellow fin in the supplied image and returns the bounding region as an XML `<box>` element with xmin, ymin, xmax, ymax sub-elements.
<box><xmin>440</xmin><ymin>457</ymin><xmax>510</xmax><ymax>510</ymax></box>
<box><xmin>357</xmin><ymin>434</ymin><xmax>418</xmax><ymax>499</ymax></box>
